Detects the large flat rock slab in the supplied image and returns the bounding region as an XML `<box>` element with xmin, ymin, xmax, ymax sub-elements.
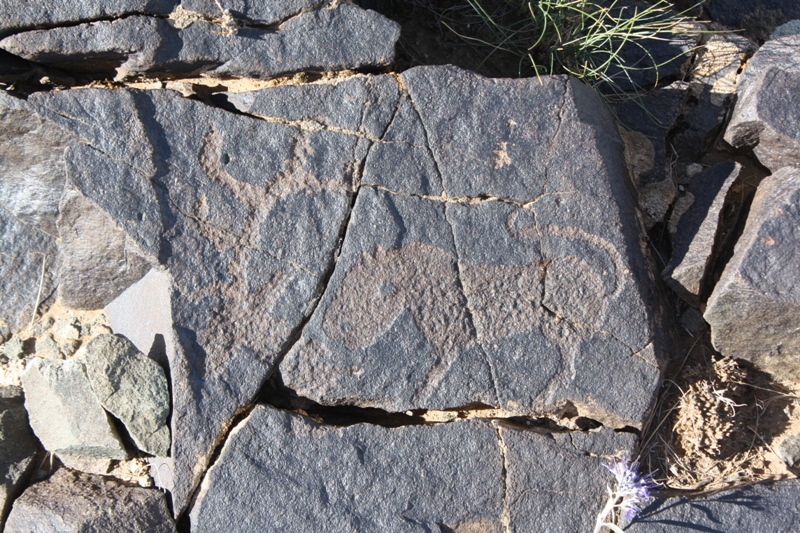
<box><xmin>281</xmin><ymin>67</ymin><xmax>664</xmax><ymax>429</ymax></box>
<box><xmin>627</xmin><ymin>479</ymin><xmax>800</xmax><ymax>532</ymax></box>
<box><xmin>704</xmin><ymin>167</ymin><xmax>800</xmax><ymax>381</ymax></box>
<box><xmin>17</xmin><ymin>83</ymin><xmax>383</xmax><ymax>513</ymax></box>
<box><xmin>0</xmin><ymin>4</ymin><xmax>399</xmax><ymax>80</ymax></box>
<box><xmin>188</xmin><ymin>406</ymin><xmax>635</xmax><ymax>532</ymax></box>
<box><xmin>725</xmin><ymin>34</ymin><xmax>800</xmax><ymax>172</ymax></box>
<box><xmin>5</xmin><ymin>468</ymin><xmax>176</xmax><ymax>533</ymax></box>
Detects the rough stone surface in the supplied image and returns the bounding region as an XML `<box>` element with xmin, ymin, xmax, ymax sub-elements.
<box><xmin>281</xmin><ymin>67</ymin><xmax>664</xmax><ymax>429</ymax></box>
<box><xmin>57</xmin><ymin>183</ymin><xmax>153</xmax><ymax>309</ymax></box>
<box><xmin>725</xmin><ymin>34</ymin><xmax>800</xmax><ymax>172</ymax></box>
<box><xmin>704</xmin><ymin>167</ymin><xmax>800</xmax><ymax>381</ymax></box>
<box><xmin>0</xmin><ymin>386</ymin><xmax>40</xmax><ymax>530</ymax></box>
<box><xmin>627</xmin><ymin>479</ymin><xmax>800</xmax><ymax>532</ymax></box>
<box><xmin>0</xmin><ymin>5</ymin><xmax>400</xmax><ymax>80</ymax></box>
<box><xmin>662</xmin><ymin>161</ymin><xmax>742</xmax><ymax>305</ymax></box>
<box><xmin>20</xmin><ymin>358</ymin><xmax>128</xmax><ymax>459</ymax></box>
<box><xmin>0</xmin><ymin>0</ymin><xmax>177</xmax><ymax>37</ymax></box>
<box><xmin>613</xmin><ymin>82</ymin><xmax>687</xmax><ymax>228</ymax></box>
<box><xmin>83</xmin><ymin>334</ymin><xmax>170</xmax><ymax>456</ymax></box>
<box><xmin>5</xmin><ymin>66</ymin><xmax>666</xmax><ymax>515</ymax></box>
<box><xmin>189</xmin><ymin>406</ymin><xmax>635</xmax><ymax>533</ymax></box>
<box><xmin>4</xmin><ymin>468</ymin><xmax>176</xmax><ymax>533</ymax></box>
<box><xmin>27</xmin><ymin>84</ymin><xmax>368</xmax><ymax>513</ymax></box>
<box><xmin>708</xmin><ymin>0</ymin><xmax>800</xmax><ymax>41</ymax></box>
<box><xmin>181</xmin><ymin>0</ymin><xmax>326</xmax><ymax>25</ymax></box>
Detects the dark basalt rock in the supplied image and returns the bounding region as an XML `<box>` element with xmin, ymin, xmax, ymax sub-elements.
<box><xmin>4</xmin><ymin>468</ymin><xmax>176</xmax><ymax>533</ymax></box>
<box><xmin>0</xmin><ymin>386</ymin><xmax>40</xmax><ymax>530</ymax></box>
<box><xmin>707</xmin><ymin>0</ymin><xmax>800</xmax><ymax>41</ymax></box>
<box><xmin>662</xmin><ymin>161</ymin><xmax>742</xmax><ymax>306</ymax></box>
<box><xmin>0</xmin><ymin>4</ymin><xmax>400</xmax><ymax>80</ymax></box>
<box><xmin>0</xmin><ymin>0</ymin><xmax>177</xmax><ymax>38</ymax></box>
<box><xmin>725</xmin><ymin>34</ymin><xmax>800</xmax><ymax>172</ymax></box>
<box><xmin>188</xmin><ymin>406</ymin><xmax>636</xmax><ymax>533</ymax></box>
<box><xmin>281</xmin><ymin>66</ymin><xmax>664</xmax><ymax>430</ymax></box>
<box><xmin>704</xmin><ymin>167</ymin><xmax>800</xmax><ymax>381</ymax></box>
<box><xmin>627</xmin><ymin>479</ymin><xmax>800</xmax><ymax>532</ymax></box>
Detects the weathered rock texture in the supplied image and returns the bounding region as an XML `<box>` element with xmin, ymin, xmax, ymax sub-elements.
<box><xmin>662</xmin><ymin>161</ymin><xmax>742</xmax><ymax>305</ymax></box>
<box><xmin>725</xmin><ymin>34</ymin><xmax>800</xmax><ymax>172</ymax></box>
<box><xmin>20</xmin><ymin>358</ymin><xmax>128</xmax><ymax>459</ymax></box>
<box><xmin>627</xmin><ymin>479</ymin><xmax>800</xmax><ymax>532</ymax></box>
<box><xmin>281</xmin><ymin>67</ymin><xmax>664</xmax><ymax>429</ymax></box>
<box><xmin>0</xmin><ymin>4</ymin><xmax>400</xmax><ymax>80</ymax></box>
<box><xmin>84</xmin><ymin>334</ymin><xmax>171</xmax><ymax>456</ymax></box>
<box><xmin>0</xmin><ymin>386</ymin><xmax>40</xmax><ymax>530</ymax></box>
<box><xmin>189</xmin><ymin>406</ymin><xmax>635</xmax><ymax>533</ymax></box>
<box><xmin>3</xmin><ymin>65</ymin><xmax>665</xmax><ymax>516</ymax></box>
<box><xmin>704</xmin><ymin>167</ymin><xmax>800</xmax><ymax>381</ymax></box>
<box><xmin>4</xmin><ymin>468</ymin><xmax>176</xmax><ymax>533</ymax></box>
<box><xmin>614</xmin><ymin>82</ymin><xmax>686</xmax><ymax>228</ymax></box>
<box><xmin>707</xmin><ymin>0</ymin><xmax>800</xmax><ymax>41</ymax></box>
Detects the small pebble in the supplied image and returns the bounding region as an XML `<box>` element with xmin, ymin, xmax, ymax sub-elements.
<box><xmin>35</xmin><ymin>333</ymin><xmax>62</xmax><ymax>359</ymax></box>
<box><xmin>2</xmin><ymin>337</ymin><xmax>25</xmax><ymax>359</ymax></box>
<box><xmin>53</xmin><ymin>318</ymin><xmax>81</xmax><ymax>341</ymax></box>
<box><xmin>60</xmin><ymin>340</ymin><xmax>80</xmax><ymax>357</ymax></box>
<box><xmin>31</xmin><ymin>317</ymin><xmax>54</xmax><ymax>337</ymax></box>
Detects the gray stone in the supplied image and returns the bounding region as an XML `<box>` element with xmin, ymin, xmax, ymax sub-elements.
<box><xmin>189</xmin><ymin>406</ymin><xmax>636</xmax><ymax>532</ymax></box>
<box><xmin>704</xmin><ymin>167</ymin><xmax>800</xmax><ymax>381</ymax></box>
<box><xmin>4</xmin><ymin>468</ymin><xmax>176</xmax><ymax>533</ymax></box>
<box><xmin>180</xmin><ymin>0</ymin><xmax>324</xmax><ymax>25</ymax></box>
<box><xmin>33</xmin><ymin>333</ymin><xmax>60</xmax><ymax>359</ymax></box>
<box><xmin>83</xmin><ymin>334</ymin><xmax>170</xmax><ymax>457</ymax></box>
<box><xmin>662</xmin><ymin>161</ymin><xmax>742</xmax><ymax>306</ymax></box>
<box><xmin>30</xmin><ymin>317</ymin><xmax>53</xmax><ymax>338</ymax></box>
<box><xmin>777</xmin><ymin>432</ymin><xmax>800</xmax><ymax>468</ymax></box>
<box><xmin>613</xmin><ymin>82</ymin><xmax>688</xmax><ymax>227</ymax></box>
<box><xmin>51</xmin><ymin>318</ymin><xmax>79</xmax><ymax>341</ymax></box>
<box><xmin>626</xmin><ymin>479</ymin><xmax>800</xmax><ymax>532</ymax></box>
<box><xmin>56</xmin><ymin>184</ymin><xmax>153</xmax><ymax>309</ymax></box>
<box><xmin>0</xmin><ymin>204</ymin><xmax>58</xmax><ymax>336</ymax></box>
<box><xmin>0</xmin><ymin>5</ymin><xmax>400</xmax><ymax>80</ymax></box>
<box><xmin>0</xmin><ymin>386</ymin><xmax>40</xmax><ymax>530</ymax></box>
<box><xmin>0</xmin><ymin>92</ymin><xmax>75</xmax><ymax>236</ymax></box>
<box><xmin>24</xmin><ymin>84</ymin><xmax>365</xmax><ymax>513</ymax></box>
<box><xmin>725</xmin><ymin>34</ymin><xmax>800</xmax><ymax>172</ymax></box>
<box><xmin>773</xmin><ymin>20</ymin><xmax>800</xmax><ymax>39</ymax></box>
<box><xmin>281</xmin><ymin>67</ymin><xmax>664</xmax><ymax>430</ymax></box>
<box><xmin>502</xmin><ymin>426</ymin><xmax>638</xmax><ymax>533</ymax></box>
<box><xmin>2</xmin><ymin>337</ymin><xmax>25</xmax><ymax>360</ymax></box>
<box><xmin>0</xmin><ymin>0</ymin><xmax>176</xmax><ymax>37</ymax></box>
<box><xmin>20</xmin><ymin>357</ymin><xmax>128</xmax><ymax>459</ymax></box>
<box><xmin>708</xmin><ymin>0</ymin><xmax>800</xmax><ymax>41</ymax></box>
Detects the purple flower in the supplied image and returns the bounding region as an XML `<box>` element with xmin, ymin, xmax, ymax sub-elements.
<box><xmin>604</xmin><ymin>455</ymin><xmax>659</xmax><ymax>520</ymax></box>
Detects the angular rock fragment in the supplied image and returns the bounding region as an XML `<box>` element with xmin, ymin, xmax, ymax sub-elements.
<box><xmin>83</xmin><ymin>334</ymin><xmax>170</xmax><ymax>456</ymax></box>
<box><xmin>0</xmin><ymin>0</ymin><xmax>177</xmax><ymax>37</ymax></box>
<box><xmin>57</xmin><ymin>185</ymin><xmax>153</xmax><ymax>309</ymax></box>
<box><xmin>20</xmin><ymin>358</ymin><xmax>127</xmax><ymax>459</ymax></box>
<box><xmin>0</xmin><ymin>386</ymin><xmax>40</xmax><ymax>530</ymax></box>
<box><xmin>707</xmin><ymin>0</ymin><xmax>800</xmax><ymax>41</ymax></box>
<box><xmin>725</xmin><ymin>34</ymin><xmax>800</xmax><ymax>172</ymax></box>
<box><xmin>189</xmin><ymin>406</ymin><xmax>635</xmax><ymax>532</ymax></box>
<box><xmin>662</xmin><ymin>161</ymin><xmax>742</xmax><ymax>305</ymax></box>
<box><xmin>282</xmin><ymin>67</ymin><xmax>664</xmax><ymax>429</ymax></box>
<box><xmin>627</xmin><ymin>479</ymin><xmax>800</xmax><ymax>532</ymax></box>
<box><xmin>4</xmin><ymin>468</ymin><xmax>176</xmax><ymax>533</ymax></box>
<box><xmin>0</xmin><ymin>4</ymin><xmax>400</xmax><ymax>80</ymax></box>
<box><xmin>614</xmin><ymin>82</ymin><xmax>687</xmax><ymax>228</ymax></box>
<box><xmin>704</xmin><ymin>167</ymin><xmax>800</xmax><ymax>380</ymax></box>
